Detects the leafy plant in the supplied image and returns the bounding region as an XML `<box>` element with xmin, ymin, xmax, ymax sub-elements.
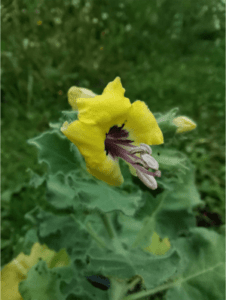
<box><xmin>2</xmin><ymin>83</ymin><xmax>224</xmax><ymax>299</ymax></box>
<box><xmin>1</xmin><ymin>0</ymin><xmax>225</xmax><ymax>299</ymax></box>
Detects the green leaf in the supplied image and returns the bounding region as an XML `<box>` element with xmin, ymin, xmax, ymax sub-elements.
<box><xmin>1</xmin><ymin>182</ymin><xmax>28</xmax><ymax>204</ymax></box>
<box><xmin>46</xmin><ymin>172</ymin><xmax>143</xmax><ymax>217</ymax></box>
<box><xmin>27</xmin><ymin>131</ymin><xmax>84</xmax><ymax>174</ymax></box>
<box><xmin>152</xmin><ymin>147</ymin><xmax>188</xmax><ymax>172</ymax></box>
<box><xmin>61</xmin><ymin>110</ymin><xmax>79</xmax><ymax>122</ymax></box>
<box><xmin>36</xmin><ymin>210</ymin><xmax>91</xmax><ymax>257</ymax></box>
<box><xmin>117</xmin><ymin>190</ymin><xmax>196</xmax><ymax>249</ymax></box>
<box><xmin>19</xmin><ymin>239</ymin><xmax>106</xmax><ymax>300</ymax></box>
<box><xmin>155</xmin><ymin>209</ymin><xmax>196</xmax><ymax>240</ymax></box>
<box><xmin>155</xmin><ymin>108</ymin><xmax>178</xmax><ymax>133</ymax></box>
<box><xmin>162</xmin><ymin>165</ymin><xmax>203</xmax><ymax>210</ymax></box>
<box><xmin>27</xmin><ymin>169</ymin><xmax>46</xmax><ymax>188</ymax></box>
<box><xmin>19</xmin><ymin>260</ymin><xmax>65</xmax><ymax>300</ymax></box>
<box><xmin>61</xmin><ymin>275</ymin><xmax>108</xmax><ymax>300</ymax></box>
<box><xmin>166</xmin><ymin>228</ymin><xmax>225</xmax><ymax>300</ymax></box>
<box><xmin>49</xmin><ymin>110</ymin><xmax>78</xmax><ymax>131</ymax></box>
<box><xmin>131</xmin><ymin>192</ymin><xmax>165</xmax><ymax>248</ymax></box>
<box><xmin>32</xmin><ymin>207</ymin><xmax>180</xmax><ymax>294</ymax></box>
<box><xmin>85</xmin><ymin>245</ymin><xmax>180</xmax><ymax>290</ymax></box>
<box><xmin>46</xmin><ymin>173</ymin><xmax>79</xmax><ymax>210</ymax></box>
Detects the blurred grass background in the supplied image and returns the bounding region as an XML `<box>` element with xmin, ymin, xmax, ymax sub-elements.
<box><xmin>1</xmin><ymin>0</ymin><xmax>225</xmax><ymax>266</ymax></box>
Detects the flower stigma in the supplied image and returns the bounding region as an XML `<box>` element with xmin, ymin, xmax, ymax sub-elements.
<box><xmin>104</xmin><ymin>123</ymin><xmax>161</xmax><ymax>190</ymax></box>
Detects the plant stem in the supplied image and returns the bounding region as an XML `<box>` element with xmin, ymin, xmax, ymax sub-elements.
<box><xmin>86</xmin><ymin>221</ymin><xmax>109</xmax><ymax>249</ymax></box>
<box><xmin>127</xmin><ymin>276</ymin><xmax>142</xmax><ymax>292</ymax></box>
<box><xmin>100</xmin><ymin>212</ymin><xmax>116</xmax><ymax>239</ymax></box>
<box><xmin>100</xmin><ymin>213</ymin><xmax>127</xmax><ymax>255</ymax></box>
<box><xmin>70</xmin><ymin>213</ymin><xmax>110</xmax><ymax>249</ymax></box>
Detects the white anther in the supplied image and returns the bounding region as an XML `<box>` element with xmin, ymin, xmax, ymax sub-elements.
<box><xmin>141</xmin><ymin>153</ymin><xmax>159</xmax><ymax>170</ymax></box>
<box><xmin>136</xmin><ymin>169</ymin><xmax>158</xmax><ymax>190</ymax></box>
<box><xmin>129</xmin><ymin>144</ymin><xmax>152</xmax><ymax>155</ymax></box>
<box><xmin>140</xmin><ymin>143</ymin><xmax>152</xmax><ymax>155</ymax></box>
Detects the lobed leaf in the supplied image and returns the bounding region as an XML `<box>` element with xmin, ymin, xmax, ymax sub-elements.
<box><xmin>166</xmin><ymin>228</ymin><xmax>225</xmax><ymax>300</ymax></box>
<box><xmin>27</xmin><ymin>131</ymin><xmax>83</xmax><ymax>174</ymax></box>
<box><xmin>45</xmin><ymin>172</ymin><xmax>144</xmax><ymax>217</ymax></box>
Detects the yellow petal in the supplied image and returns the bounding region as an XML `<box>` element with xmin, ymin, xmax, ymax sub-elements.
<box><xmin>23</xmin><ymin>243</ymin><xmax>56</xmax><ymax>269</ymax></box>
<box><xmin>1</xmin><ymin>243</ymin><xmax>70</xmax><ymax>300</ymax></box>
<box><xmin>68</xmin><ymin>86</ymin><xmax>96</xmax><ymax>110</ymax></box>
<box><xmin>173</xmin><ymin>116</ymin><xmax>197</xmax><ymax>133</ymax></box>
<box><xmin>124</xmin><ymin>100</ymin><xmax>164</xmax><ymax>145</ymax></box>
<box><xmin>61</xmin><ymin>120</ymin><xmax>106</xmax><ymax>164</ymax></box>
<box><xmin>1</xmin><ymin>262</ymin><xmax>25</xmax><ymax>300</ymax></box>
<box><xmin>87</xmin><ymin>155</ymin><xmax>124</xmax><ymax>186</ymax></box>
<box><xmin>77</xmin><ymin>77</ymin><xmax>131</xmax><ymax>125</ymax></box>
<box><xmin>61</xmin><ymin>120</ymin><xmax>124</xmax><ymax>185</ymax></box>
<box><xmin>102</xmin><ymin>76</ymin><xmax>125</xmax><ymax>97</ymax></box>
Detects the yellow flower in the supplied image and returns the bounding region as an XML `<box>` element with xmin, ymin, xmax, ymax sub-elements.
<box><xmin>173</xmin><ymin>116</ymin><xmax>197</xmax><ymax>133</ymax></box>
<box><xmin>61</xmin><ymin>77</ymin><xmax>164</xmax><ymax>189</ymax></box>
<box><xmin>144</xmin><ymin>232</ymin><xmax>171</xmax><ymax>255</ymax></box>
<box><xmin>37</xmin><ymin>20</ymin><xmax>42</xmax><ymax>26</ymax></box>
<box><xmin>1</xmin><ymin>243</ymin><xmax>70</xmax><ymax>300</ymax></box>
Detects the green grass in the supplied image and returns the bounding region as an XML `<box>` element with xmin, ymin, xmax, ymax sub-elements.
<box><xmin>1</xmin><ymin>0</ymin><xmax>225</xmax><ymax>266</ymax></box>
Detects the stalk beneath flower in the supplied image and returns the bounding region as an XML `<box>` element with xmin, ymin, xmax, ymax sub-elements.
<box><xmin>105</xmin><ymin>124</ymin><xmax>161</xmax><ymax>190</ymax></box>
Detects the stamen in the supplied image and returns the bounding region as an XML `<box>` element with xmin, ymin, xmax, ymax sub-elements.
<box><xmin>136</xmin><ymin>169</ymin><xmax>158</xmax><ymax>190</ymax></box>
<box><xmin>140</xmin><ymin>153</ymin><xmax>159</xmax><ymax>170</ymax></box>
<box><xmin>105</xmin><ymin>125</ymin><xmax>161</xmax><ymax>189</ymax></box>
<box><xmin>129</xmin><ymin>143</ymin><xmax>152</xmax><ymax>155</ymax></box>
<box><xmin>131</xmin><ymin>162</ymin><xmax>160</xmax><ymax>177</ymax></box>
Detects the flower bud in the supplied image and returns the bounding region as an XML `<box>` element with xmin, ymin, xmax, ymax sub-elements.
<box><xmin>173</xmin><ymin>116</ymin><xmax>197</xmax><ymax>133</ymax></box>
<box><xmin>68</xmin><ymin>86</ymin><xmax>96</xmax><ymax>110</ymax></box>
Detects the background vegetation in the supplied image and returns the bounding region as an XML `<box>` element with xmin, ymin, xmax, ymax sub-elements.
<box><xmin>1</xmin><ymin>0</ymin><xmax>225</xmax><ymax>267</ymax></box>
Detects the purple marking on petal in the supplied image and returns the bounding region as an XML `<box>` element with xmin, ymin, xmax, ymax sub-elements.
<box><xmin>113</xmin><ymin>140</ymin><xmax>134</xmax><ymax>147</ymax></box>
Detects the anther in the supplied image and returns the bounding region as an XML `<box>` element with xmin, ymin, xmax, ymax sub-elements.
<box><xmin>140</xmin><ymin>153</ymin><xmax>159</xmax><ymax>170</ymax></box>
<box><xmin>129</xmin><ymin>143</ymin><xmax>152</xmax><ymax>155</ymax></box>
<box><xmin>136</xmin><ymin>169</ymin><xmax>158</xmax><ymax>190</ymax></box>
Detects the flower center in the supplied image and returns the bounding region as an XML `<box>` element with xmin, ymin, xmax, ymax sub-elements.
<box><xmin>104</xmin><ymin>124</ymin><xmax>161</xmax><ymax>189</ymax></box>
